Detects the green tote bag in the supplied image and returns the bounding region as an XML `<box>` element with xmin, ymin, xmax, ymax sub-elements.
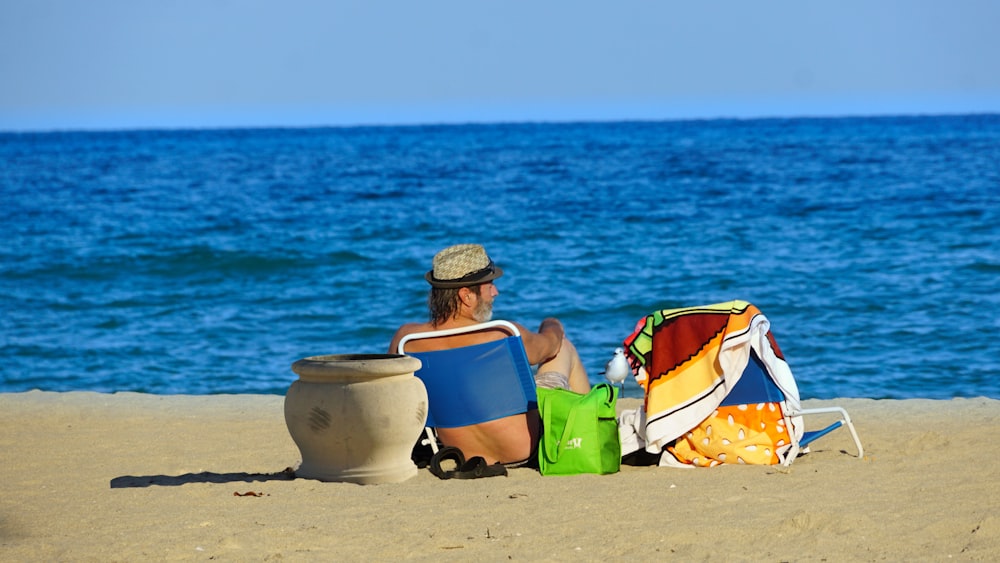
<box><xmin>537</xmin><ymin>383</ymin><xmax>621</xmax><ymax>476</ymax></box>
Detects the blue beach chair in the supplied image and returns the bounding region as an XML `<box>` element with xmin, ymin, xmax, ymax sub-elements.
<box><xmin>396</xmin><ymin>320</ymin><xmax>538</xmax><ymax>454</ymax></box>
<box><xmin>725</xmin><ymin>350</ymin><xmax>864</xmax><ymax>466</ymax></box>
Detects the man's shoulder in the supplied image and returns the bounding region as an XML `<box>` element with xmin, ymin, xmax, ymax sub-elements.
<box><xmin>389</xmin><ymin>321</ymin><xmax>433</xmax><ymax>353</ymax></box>
<box><xmin>394</xmin><ymin>321</ymin><xmax>434</xmax><ymax>337</ymax></box>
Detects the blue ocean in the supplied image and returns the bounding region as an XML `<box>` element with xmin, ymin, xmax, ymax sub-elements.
<box><xmin>2</xmin><ymin>115</ymin><xmax>998</xmax><ymax>400</ymax></box>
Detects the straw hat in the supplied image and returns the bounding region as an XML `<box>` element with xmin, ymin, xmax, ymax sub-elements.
<box><xmin>425</xmin><ymin>244</ymin><xmax>504</xmax><ymax>288</ymax></box>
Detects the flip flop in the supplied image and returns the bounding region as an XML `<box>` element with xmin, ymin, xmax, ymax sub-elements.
<box><xmin>452</xmin><ymin>456</ymin><xmax>508</xmax><ymax>479</ymax></box>
<box><xmin>429</xmin><ymin>446</ymin><xmax>465</xmax><ymax>480</ymax></box>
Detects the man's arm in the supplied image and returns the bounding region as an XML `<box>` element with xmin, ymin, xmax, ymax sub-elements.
<box><xmin>517</xmin><ymin>317</ymin><xmax>564</xmax><ymax>365</ymax></box>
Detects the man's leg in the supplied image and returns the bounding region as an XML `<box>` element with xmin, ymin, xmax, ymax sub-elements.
<box><xmin>536</xmin><ymin>337</ymin><xmax>591</xmax><ymax>394</ymax></box>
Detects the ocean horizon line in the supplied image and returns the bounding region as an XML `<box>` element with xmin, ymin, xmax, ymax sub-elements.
<box><xmin>3</xmin><ymin>109</ymin><xmax>998</xmax><ymax>136</ymax></box>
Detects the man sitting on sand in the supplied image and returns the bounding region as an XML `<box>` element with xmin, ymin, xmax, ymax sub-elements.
<box><xmin>389</xmin><ymin>243</ymin><xmax>590</xmax><ymax>465</ymax></box>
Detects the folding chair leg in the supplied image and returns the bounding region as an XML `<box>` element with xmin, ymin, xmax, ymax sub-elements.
<box><xmin>784</xmin><ymin>406</ymin><xmax>864</xmax><ymax>466</ymax></box>
<box><xmin>420</xmin><ymin>427</ymin><xmax>439</xmax><ymax>454</ymax></box>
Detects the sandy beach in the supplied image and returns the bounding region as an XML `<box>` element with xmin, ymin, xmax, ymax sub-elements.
<box><xmin>1</xmin><ymin>391</ymin><xmax>998</xmax><ymax>561</ymax></box>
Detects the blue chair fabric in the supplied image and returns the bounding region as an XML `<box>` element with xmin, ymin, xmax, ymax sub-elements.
<box><xmin>406</xmin><ymin>335</ymin><xmax>537</xmax><ymax>429</ymax></box>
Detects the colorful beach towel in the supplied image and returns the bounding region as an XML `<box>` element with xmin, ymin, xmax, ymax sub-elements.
<box><xmin>622</xmin><ymin>300</ymin><xmax>803</xmax><ymax>466</ymax></box>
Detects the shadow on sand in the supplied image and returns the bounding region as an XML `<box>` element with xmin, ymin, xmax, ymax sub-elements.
<box><xmin>109</xmin><ymin>467</ymin><xmax>297</xmax><ymax>489</ymax></box>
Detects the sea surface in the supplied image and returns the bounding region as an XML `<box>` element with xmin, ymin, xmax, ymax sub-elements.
<box><xmin>2</xmin><ymin>115</ymin><xmax>999</xmax><ymax>400</ymax></box>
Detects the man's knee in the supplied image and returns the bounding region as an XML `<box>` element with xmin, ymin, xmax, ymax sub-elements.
<box><xmin>559</xmin><ymin>336</ymin><xmax>579</xmax><ymax>357</ymax></box>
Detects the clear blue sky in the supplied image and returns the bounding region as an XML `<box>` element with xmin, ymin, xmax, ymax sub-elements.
<box><xmin>2</xmin><ymin>0</ymin><xmax>999</xmax><ymax>131</ymax></box>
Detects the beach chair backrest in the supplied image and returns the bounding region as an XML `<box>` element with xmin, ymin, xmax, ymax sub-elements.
<box><xmin>397</xmin><ymin>321</ymin><xmax>537</xmax><ymax>429</ymax></box>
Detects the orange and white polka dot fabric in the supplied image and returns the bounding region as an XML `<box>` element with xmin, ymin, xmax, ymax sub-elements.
<box><xmin>668</xmin><ymin>402</ymin><xmax>789</xmax><ymax>466</ymax></box>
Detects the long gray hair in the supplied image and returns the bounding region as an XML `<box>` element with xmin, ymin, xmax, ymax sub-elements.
<box><xmin>428</xmin><ymin>286</ymin><xmax>464</xmax><ymax>326</ymax></box>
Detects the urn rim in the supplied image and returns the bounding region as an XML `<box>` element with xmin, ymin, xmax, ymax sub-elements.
<box><xmin>291</xmin><ymin>353</ymin><xmax>422</xmax><ymax>380</ymax></box>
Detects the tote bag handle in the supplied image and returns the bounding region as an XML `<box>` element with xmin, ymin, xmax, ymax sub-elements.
<box><xmin>541</xmin><ymin>390</ymin><xmax>580</xmax><ymax>465</ymax></box>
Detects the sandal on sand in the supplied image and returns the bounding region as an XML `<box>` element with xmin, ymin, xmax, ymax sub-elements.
<box><xmin>453</xmin><ymin>456</ymin><xmax>508</xmax><ymax>479</ymax></box>
<box><xmin>428</xmin><ymin>447</ymin><xmax>508</xmax><ymax>479</ymax></box>
<box><xmin>429</xmin><ymin>446</ymin><xmax>465</xmax><ymax>479</ymax></box>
